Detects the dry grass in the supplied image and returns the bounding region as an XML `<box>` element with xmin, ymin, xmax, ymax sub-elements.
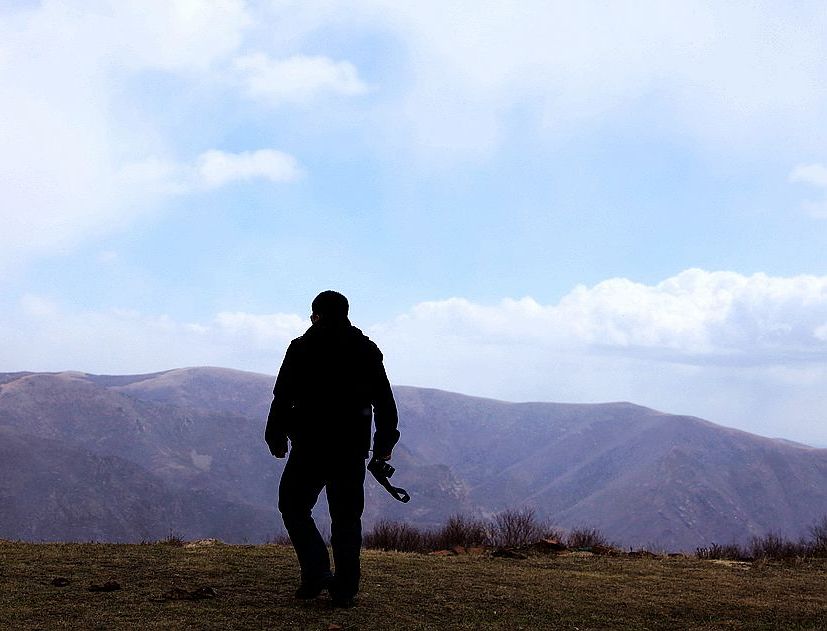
<box><xmin>1</xmin><ymin>541</ymin><xmax>826</xmax><ymax>630</ymax></box>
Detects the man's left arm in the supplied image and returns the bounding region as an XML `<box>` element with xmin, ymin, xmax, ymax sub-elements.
<box><xmin>371</xmin><ymin>350</ymin><xmax>400</xmax><ymax>460</ymax></box>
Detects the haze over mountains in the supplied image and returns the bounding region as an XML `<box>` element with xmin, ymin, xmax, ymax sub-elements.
<box><xmin>1</xmin><ymin>368</ymin><xmax>826</xmax><ymax>550</ymax></box>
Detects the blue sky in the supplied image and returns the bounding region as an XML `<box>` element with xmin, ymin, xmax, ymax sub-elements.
<box><xmin>3</xmin><ymin>1</ymin><xmax>827</xmax><ymax>444</ymax></box>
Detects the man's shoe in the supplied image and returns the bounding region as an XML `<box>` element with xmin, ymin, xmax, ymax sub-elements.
<box><xmin>328</xmin><ymin>575</ymin><xmax>357</xmax><ymax>608</ymax></box>
<box><xmin>294</xmin><ymin>577</ymin><xmax>331</xmax><ymax>599</ymax></box>
<box><xmin>330</xmin><ymin>594</ymin><xmax>356</xmax><ymax>608</ymax></box>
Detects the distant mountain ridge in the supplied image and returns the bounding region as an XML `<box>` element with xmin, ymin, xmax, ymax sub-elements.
<box><xmin>1</xmin><ymin>367</ymin><xmax>826</xmax><ymax>549</ymax></box>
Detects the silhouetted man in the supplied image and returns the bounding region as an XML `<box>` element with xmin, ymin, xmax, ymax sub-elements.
<box><xmin>265</xmin><ymin>290</ymin><xmax>400</xmax><ymax>608</ymax></box>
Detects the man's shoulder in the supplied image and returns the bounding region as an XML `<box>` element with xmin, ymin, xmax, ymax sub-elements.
<box><xmin>285</xmin><ymin>335</ymin><xmax>310</xmax><ymax>355</ymax></box>
<box><xmin>350</xmin><ymin>327</ymin><xmax>383</xmax><ymax>359</ymax></box>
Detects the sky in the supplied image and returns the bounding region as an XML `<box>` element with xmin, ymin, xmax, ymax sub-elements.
<box><xmin>3</xmin><ymin>1</ymin><xmax>827</xmax><ymax>445</ymax></box>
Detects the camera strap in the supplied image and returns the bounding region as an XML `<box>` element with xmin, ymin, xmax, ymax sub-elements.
<box><xmin>367</xmin><ymin>456</ymin><xmax>410</xmax><ymax>503</ymax></box>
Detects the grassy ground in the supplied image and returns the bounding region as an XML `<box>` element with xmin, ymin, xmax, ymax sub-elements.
<box><xmin>1</xmin><ymin>542</ymin><xmax>826</xmax><ymax>630</ymax></box>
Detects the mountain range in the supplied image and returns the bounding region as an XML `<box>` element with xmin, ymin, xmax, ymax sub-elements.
<box><xmin>1</xmin><ymin>367</ymin><xmax>826</xmax><ymax>550</ymax></box>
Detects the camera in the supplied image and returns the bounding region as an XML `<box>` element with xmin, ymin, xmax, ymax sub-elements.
<box><xmin>367</xmin><ymin>456</ymin><xmax>395</xmax><ymax>479</ymax></box>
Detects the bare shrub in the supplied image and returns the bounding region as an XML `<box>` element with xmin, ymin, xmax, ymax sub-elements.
<box><xmin>541</xmin><ymin>526</ymin><xmax>565</xmax><ymax>543</ymax></box>
<box><xmin>268</xmin><ymin>531</ymin><xmax>292</xmax><ymax>546</ymax></box>
<box><xmin>489</xmin><ymin>508</ymin><xmax>543</xmax><ymax>548</ymax></box>
<box><xmin>749</xmin><ymin>533</ymin><xmax>810</xmax><ymax>561</ymax></box>
<box><xmin>432</xmin><ymin>514</ymin><xmax>489</xmax><ymax>550</ymax></box>
<box><xmin>159</xmin><ymin>530</ymin><xmax>185</xmax><ymax>547</ymax></box>
<box><xmin>363</xmin><ymin>520</ymin><xmax>425</xmax><ymax>553</ymax></box>
<box><xmin>566</xmin><ymin>527</ymin><xmax>610</xmax><ymax>549</ymax></box>
<box><xmin>696</xmin><ymin>542</ymin><xmax>748</xmax><ymax>561</ymax></box>
<box><xmin>808</xmin><ymin>515</ymin><xmax>827</xmax><ymax>557</ymax></box>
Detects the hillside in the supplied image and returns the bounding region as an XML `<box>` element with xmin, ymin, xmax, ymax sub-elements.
<box><xmin>0</xmin><ymin>428</ymin><xmax>272</xmax><ymax>542</ymax></box>
<box><xmin>2</xmin><ymin>368</ymin><xmax>827</xmax><ymax>549</ymax></box>
<box><xmin>392</xmin><ymin>387</ymin><xmax>827</xmax><ymax>548</ymax></box>
<box><xmin>1</xmin><ymin>542</ymin><xmax>825</xmax><ymax>630</ymax></box>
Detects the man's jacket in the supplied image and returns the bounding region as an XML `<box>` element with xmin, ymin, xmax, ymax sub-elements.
<box><xmin>265</xmin><ymin>318</ymin><xmax>400</xmax><ymax>458</ymax></box>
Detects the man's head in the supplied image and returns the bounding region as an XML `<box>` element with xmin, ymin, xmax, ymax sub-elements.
<box><xmin>311</xmin><ymin>290</ymin><xmax>349</xmax><ymax>323</ymax></box>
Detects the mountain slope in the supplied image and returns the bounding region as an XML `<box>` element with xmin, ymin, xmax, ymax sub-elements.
<box><xmin>1</xmin><ymin>368</ymin><xmax>826</xmax><ymax>548</ymax></box>
<box><xmin>0</xmin><ymin>427</ymin><xmax>273</xmax><ymax>542</ymax></box>
<box><xmin>393</xmin><ymin>386</ymin><xmax>827</xmax><ymax>547</ymax></box>
<box><xmin>0</xmin><ymin>370</ymin><xmax>467</xmax><ymax>540</ymax></box>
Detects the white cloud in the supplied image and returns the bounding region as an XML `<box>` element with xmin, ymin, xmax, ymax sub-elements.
<box><xmin>375</xmin><ymin>269</ymin><xmax>827</xmax><ymax>362</ymax></box>
<box><xmin>234</xmin><ymin>53</ymin><xmax>369</xmax><ymax>106</ymax></box>
<box><xmin>10</xmin><ymin>269</ymin><xmax>827</xmax><ymax>374</ymax></box>
<box><xmin>5</xmin><ymin>0</ymin><xmax>827</xmax><ymax>275</ymax></box>
<box><xmin>196</xmin><ymin>149</ymin><xmax>303</xmax><ymax>188</ymax></box>
<box><xmin>116</xmin><ymin>157</ymin><xmax>192</xmax><ymax>196</ymax></box>
<box><xmin>801</xmin><ymin>201</ymin><xmax>827</xmax><ymax>220</ymax></box>
<box><xmin>270</xmin><ymin>1</ymin><xmax>827</xmax><ymax>156</ymax></box>
<box><xmin>790</xmin><ymin>163</ymin><xmax>827</xmax><ymax>218</ymax></box>
<box><xmin>0</xmin><ymin>0</ymin><xmax>252</xmax><ymax>274</ymax></box>
<box><xmin>214</xmin><ymin>311</ymin><xmax>307</xmax><ymax>346</ymax></box>
<box><xmin>119</xmin><ymin>149</ymin><xmax>303</xmax><ymax>194</ymax></box>
<box><xmin>790</xmin><ymin>164</ymin><xmax>827</xmax><ymax>188</ymax></box>
<box><xmin>2</xmin><ymin>298</ymin><xmax>306</xmax><ymax>376</ymax></box>
<box><xmin>97</xmin><ymin>251</ymin><xmax>120</xmax><ymax>265</ymax></box>
<box><xmin>105</xmin><ymin>0</ymin><xmax>250</xmax><ymax>72</ymax></box>
<box><xmin>19</xmin><ymin>294</ymin><xmax>59</xmax><ymax>319</ymax></box>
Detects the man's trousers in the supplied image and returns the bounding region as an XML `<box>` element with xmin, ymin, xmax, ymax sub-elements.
<box><xmin>278</xmin><ymin>448</ymin><xmax>366</xmax><ymax>598</ymax></box>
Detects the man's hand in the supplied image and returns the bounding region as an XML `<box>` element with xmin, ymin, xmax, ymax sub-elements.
<box><xmin>376</xmin><ymin>452</ymin><xmax>392</xmax><ymax>461</ymax></box>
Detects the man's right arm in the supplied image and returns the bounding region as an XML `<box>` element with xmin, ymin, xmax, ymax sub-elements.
<box><xmin>265</xmin><ymin>342</ymin><xmax>298</xmax><ymax>458</ymax></box>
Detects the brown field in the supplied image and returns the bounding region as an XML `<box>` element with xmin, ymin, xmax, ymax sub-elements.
<box><xmin>1</xmin><ymin>541</ymin><xmax>825</xmax><ymax>630</ymax></box>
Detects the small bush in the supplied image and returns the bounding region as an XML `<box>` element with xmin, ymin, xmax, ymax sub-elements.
<box><xmin>566</xmin><ymin>527</ymin><xmax>610</xmax><ymax>549</ymax></box>
<box><xmin>808</xmin><ymin>515</ymin><xmax>827</xmax><ymax>557</ymax></box>
<box><xmin>159</xmin><ymin>531</ymin><xmax>185</xmax><ymax>547</ymax></box>
<box><xmin>433</xmin><ymin>515</ymin><xmax>489</xmax><ymax>550</ymax></box>
<box><xmin>697</xmin><ymin>517</ymin><xmax>827</xmax><ymax>563</ymax></box>
<box><xmin>268</xmin><ymin>531</ymin><xmax>292</xmax><ymax>546</ymax></box>
<box><xmin>541</xmin><ymin>526</ymin><xmax>565</xmax><ymax>543</ymax></box>
<box><xmin>750</xmin><ymin>533</ymin><xmax>810</xmax><ymax>561</ymax></box>
<box><xmin>695</xmin><ymin>542</ymin><xmax>748</xmax><ymax>561</ymax></box>
<box><xmin>489</xmin><ymin>508</ymin><xmax>544</xmax><ymax>548</ymax></box>
<box><xmin>363</xmin><ymin>520</ymin><xmax>425</xmax><ymax>553</ymax></box>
